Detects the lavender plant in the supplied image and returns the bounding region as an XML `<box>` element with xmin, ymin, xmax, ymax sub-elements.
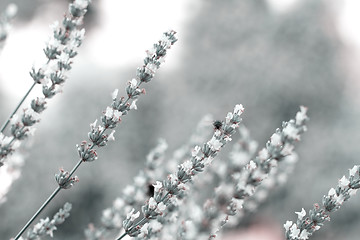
<box><xmin>116</xmin><ymin>104</ymin><xmax>244</xmax><ymax>240</ymax></box>
<box><xmin>17</xmin><ymin>202</ymin><xmax>72</xmax><ymax>240</ymax></box>
<box><xmin>284</xmin><ymin>165</ymin><xmax>360</xmax><ymax>240</ymax></box>
<box><xmin>0</xmin><ymin>0</ymin><xmax>90</xmax><ymax>166</ymax></box>
<box><xmin>1</xmin><ymin>2</ymin><xmax>359</xmax><ymax>240</ymax></box>
<box><xmin>12</xmin><ymin>29</ymin><xmax>177</xmax><ymax>240</ymax></box>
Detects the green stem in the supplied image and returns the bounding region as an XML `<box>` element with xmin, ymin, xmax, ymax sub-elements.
<box><xmin>1</xmin><ymin>82</ymin><xmax>37</xmax><ymax>133</ymax></box>
<box><xmin>13</xmin><ymin>159</ymin><xmax>83</xmax><ymax>239</ymax></box>
<box><xmin>13</xmin><ymin>186</ymin><xmax>61</xmax><ymax>240</ymax></box>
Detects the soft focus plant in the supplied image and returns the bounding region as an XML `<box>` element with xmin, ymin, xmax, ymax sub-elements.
<box><xmin>0</xmin><ymin>1</ymin><xmax>359</xmax><ymax>240</ymax></box>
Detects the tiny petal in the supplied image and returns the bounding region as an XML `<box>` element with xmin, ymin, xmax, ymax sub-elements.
<box><xmin>107</xmin><ymin>130</ymin><xmax>115</xmax><ymax>141</ymax></box>
<box><xmin>112</xmin><ymin>89</ymin><xmax>119</xmax><ymax>99</ymax></box>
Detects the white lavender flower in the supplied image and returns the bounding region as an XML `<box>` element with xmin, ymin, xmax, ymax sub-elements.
<box><xmin>116</xmin><ymin>104</ymin><xmax>244</xmax><ymax>240</ymax></box>
<box><xmin>284</xmin><ymin>165</ymin><xmax>360</xmax><ymax>240</ymax></box>
<box><xmin>0</xmin><ymin>0</ymin><xmax>91</xmax><ymax>166</ymax></box>
<box><xmin>85</xmin><ymin>139</ymin><xmax>168</xmax><ymax>239</ymax></box>
<box><xmin>22</xmin><ymin>203</ymin><xmax>72</xmax><ymax>240</ymax></box>
<box><xmin>206</xmin><ymin>106</ymin><xmax>308</xmax><ymax>239</ymax></box>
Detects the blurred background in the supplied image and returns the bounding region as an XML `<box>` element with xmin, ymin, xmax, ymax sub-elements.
<box><xmin>1</xmin><ymin>0</ymin><xmax>360</xmax><ymax>239</ymax></box>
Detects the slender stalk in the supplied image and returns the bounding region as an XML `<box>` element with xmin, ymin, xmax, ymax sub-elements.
<box><xmin>1</xmin><ymin>82</ymin><xmax>36</xmax><ymax>133</ymax></box>
<box><xmin>117</xmin><ymin>232</ymin><xmax>128</xmax><ymax>240</ymax></box>
<box><xmin>67</xmin><ymin>159</ymin><xmax>83</xmax><ymax>180</ymax></box>
<box><xmin>13</xmin><ymin>186</ymin><xmax>61</xmax><ymax>240</ymax></box>
<box><xmin>13</xmin><ymin>159</ymin><xmax>83</xmax><ymax>239</ymax></box>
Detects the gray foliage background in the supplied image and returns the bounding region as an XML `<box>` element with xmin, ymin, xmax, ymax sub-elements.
<box><xmin>1</xmin><ymin>0</ymin><xmax>360</xmax><ymax>239</ymax></box>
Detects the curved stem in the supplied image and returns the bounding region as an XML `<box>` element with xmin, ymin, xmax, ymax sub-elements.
<box><xmin>1</xmin><ymin>82</ymin><xmax>37</xmax><ymax>133</ymax></box>
<box><xmin>13</xmin><ymin>186</ymin><xmax>61</xmax><ymax>240</ymax></box>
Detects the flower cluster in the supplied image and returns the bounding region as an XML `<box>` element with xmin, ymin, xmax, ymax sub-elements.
<box><xmin>174</xmin><ymin>124</ymin><xmax>259</xmax><ymax>239</ymax></box>
<box><xmin>78</xmin><ymin>30</ymin><xmax>177</xmax><ymax>166</ymax></box>
<box><xmin>115</xmin><ymin>104</ymin><xmax>244</xmax><ymax>239</ymax></box>
<box><xmin>85</xmin><ymin>116</ymin><xmax>212</xmax><ymax>240</ymax></box>
<box><xmin>0</xmin><ymin>3</ymin><xmax>17</xmax><ymax>50</ymax></box>
<box><xmin>55</xmin><ymin>168</ymin><xmax>79</xmax><ymax>189</ymax></box>
<box><xmin>284</xmin><ymin>165</ymin><xmax>360</xmax><ymax>240</ymax></box>
<box><xmin>15</xmin><ymin>203</ymin><xmax>72</xmax><ymax>240</ymax></box>
<box><xmin>0</xmin><ymin>0</ymin><xmax>91</xmax><ymax>166</ymax></box>
<box><xmin>204</xmin><ymin>106</ymin><xmax>308</xmax><ymax>239</ymax></box>
<box><xmin>11</xmin><ymin>29</ymin><xmax>177</xmax><ymax>240</ymax></box>
<box><xmin>85</xmin><ymin>139</ymin><xmax>168</xmax><ymax>239</ymax></box>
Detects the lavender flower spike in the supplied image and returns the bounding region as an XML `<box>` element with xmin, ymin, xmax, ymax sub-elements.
<box><xmin>0</xmin><ymin>0</ymin><xmax>91</xmax><ymax>165</ymax></box>
<box><xmin>11</xmin><ymin>202</ymin><xmax>72</xmax><ymax>240</ymax></box>
<box><xmin>209</xmin><ymin>106</ymin><xmax>308</xmax><ymax>239</ymax></box>
<box><xmin>116</xmin><ymin>104</ymin><xmax>244</xmax><ymax>240</ymax></box>
<box><xmin>13</xmin><ymin>30</ymin><xmax>177</xmax><ymax>240</ymax></box>
<box><xmin>284</xmin><ymin>165</ymin><xmax>360</xmax><ymax>240</ymax></box>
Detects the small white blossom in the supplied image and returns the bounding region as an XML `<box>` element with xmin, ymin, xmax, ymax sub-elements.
<box><xmin>112</xmin><ymin>89</ymin><xmax>119</xmax><ymax>99</ymax></box>
<box><xmin>107</xmin><ymin>130</ymin><xmax>115</xmax><ymax>141</ymax></box>
<box><xmin>349</xmin><ymin>189</ymin><xmax>358</xmax><ymax>196</ymax></box>
<box><xmin>191</xmin><ymin>146</ymin><xmax>201</xmax><ymax>157</ymax></box>
<box><xmin>295</xmin><ymin>208</ymin><xmax>306</xmax><ymax>220</ymax></box>
<box><xmin>105</xmin><ymin>107</ymin><xmax>114</xmax><ymax>118</ymax></box>
<box><xmin>126</xmin><ymin>208</ymin><xmax>140</xmax><ymax>221</ymax></box>
<box><xmin>113</xmin><ymin>109</ymin><xmax>122</xmax><ymax>118</ymax></box>
<box><xmin>129</xmin><ymin>78</ymin><xmax>137</xmax><ymax>88</ymax></box>
<box><xmin>90</xmin><ymin>119</ymin><xmax>97</xmax><ymax>129</ymax></box>
<box><xmin>296</xmin><ymin>106</ymin><xmax>308</xmax><ymax>125</ymax></box>
<box><xmin>57</xmin><ymin>51</ymin><xmax>70</xmax><ymax>63</ymax></box>
<box><xmin>148</xmin><ymin>197</ymin><xmax>157</xmax><ymax>210</ymax></box>
<box><xmin>157</xmin><ymin>202</ymin><xmax>166</xmax><ymax>211</ymax></box>
<box><xmin>145</xmin><ymin>63</ymin><xmax>157</xmax><ymax>74</ymax></box>
<box><xmin>208</xmin><ymin>138</ymin><xmax>222</xmax><ymax>151</ymax></box>
<box><xmin>339</xmin><ymin>176</ymin><xmax>350</xmax><ymax>187</ymax></box>
<box><xmin>283</xmin><ymin>124</ymin><xmax>299</xmax><ymax>140</ymax></box>
<box><xmin>281</xmin><ymin>143</ymin><xmax>294</xmax><ymax>156</ymax></box>
<box><xmin>130</xmin><ymin>100</ymin><xmax>138</xmax><ymax>110</ymax></box>
<box><xmin>299</xmin><ymin>229</ymin><xmax>310</xmax><ymax>240</ymax></box>
<box><xmin>334</xmin><ymin>194</ymin><xmax>345</xmax><ymax>205</ymax></box>
<box><xmin>270</xmin><ymin>133</ymin><xmax>282</xmax><ymax>146</ymax></box>
<box><xmin>234</xmin><ymin>104</ymin><xmax>244</xmax><ymax>115</ymax></box>
<box><xmin>225</xmin><ymin>112</ymin><xmax>233</xmax><ymax>124</ymax></box>
<box><xmin>289</xmin><ymin>224</ymin><xmax>300</xmax><ymax>239</ymax></box>
<box><xmin>139</xmin><ymin>223</ymin><xmax>149</xmax><ymax>237</ymax></box>
<box><xmin>328</xmin><ymin>187</ymin><xmax>336</xmax><ymax>196</ymax></box>
<box><xmin>224</xmin><ymin>135</ymin><xmax>232</xmax><ymax>142</ymax></box>
<box><xmin>349</xmin><ymin>165</ymin><xmax>358</xmax><ymax>177</ymax></box>
<box><xmin>153</xmin><ymin>181</ymin><xmax>163</xmax><ymax>193</ymax></box>
<box><xmin>258</xmin><ymin>148</ymin><xmax>269</xmax><ymax>160</ymax></box>
<box><xmin>247</xmin><ymin>160</ymin><xmax>257</xmax><ymax>170</ymax></box>
<box><xmin>182</xmin><ymin>160</ymin><xmax>193</xmax><ymax>174</ymax></box>
<box><xmin>73</xmin><ymin>0</ymin><xmax>89</xmax><ymax>9</ymax></box>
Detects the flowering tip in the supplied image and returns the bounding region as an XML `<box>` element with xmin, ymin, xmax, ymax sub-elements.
<box><xmin>112</xmin><ymin>89</ymin><xmax>119</xmax><ymax>99</ymax></box>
